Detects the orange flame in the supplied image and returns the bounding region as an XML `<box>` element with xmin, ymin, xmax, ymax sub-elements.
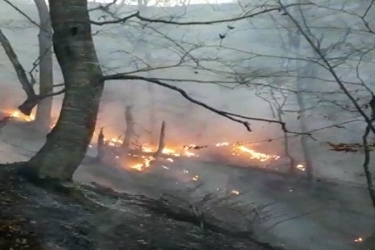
<box><xmin>233</xmin><ymin>145</ymin><xmax>280</xmax><ymax>162</ymax></box>
<box><xmin>10</xmin><ymin>110</ymin><xmax>35</xmax><ymax>122</ymax></box>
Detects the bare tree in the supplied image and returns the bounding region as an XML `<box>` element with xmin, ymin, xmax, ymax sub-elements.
<box><xmin>24</xmin><ymin>0</ymin><xmax>104</xmax><ymax>180</ymax></box>
<box><xmin>2</xmin><ymin>0</ymin><xmax>55</xmax><ymax>129</ymax></box>
<box><xmin>12</xmin><ymin>1</ymin><xmax>318</xmax><ymax>181</ymax></box>
<box><xmin>278</xmin><ymin>0</ymin><xmax>375</xmax><ymax>205</ymax></box>
<box><xmin>283</xmin><ymin>0</ymin><xmax>314</xmax><ymax>179</ymax></box>
<box><xmin>33</xmin><ymin>0</ymin><xmax>54</xmax><ymax>130</ymax></box>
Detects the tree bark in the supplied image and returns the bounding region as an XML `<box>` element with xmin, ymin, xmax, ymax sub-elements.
<box><xmin>96</xmin><ymin>127</ymin><xmax>105</xmax><ymax>162</ymax></box>
<box><xmin>296</xmin><ymin>73</ymin><xmax>313</xmax><ymax>179</ymax></box>
<box><xmin>154</xmin><ymin>121</ymin><xmax>166</xmax><ymax>158</ymax></box>
<box><xmin>122</xmin><ymin>105</ymin><xmax>134</xmax><ymax>152</ymax></box>
<box><xmin>34</xmin><ymin>0</ymin><xmax>53</xmax><ymax>131</ymax></box>
<box><xmin>285</xmin><ymin>0</ymin><xmax>313</xmax><ymax>179</ymax></box>
<box><xmin>25</xmin><ymin>0</ymin><xmax>104</xmax><ymax>181</ymax></box>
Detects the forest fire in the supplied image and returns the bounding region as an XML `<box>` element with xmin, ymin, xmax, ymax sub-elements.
<box><xmin>100</xmin><ymin>134</ymin><xmax>281</xmax><ymax>172</ymax></box>
<box><xmin>354</xmin><ymin>237</ymin><xmax>363</xmax><ymax>243</ymax></box>
<box><xmin>1</xmin><ymin>109</ymin><xmax>282</xmax><ymax>173</ymax></box>
<box><xmin>9</xmin><ymin>110</ymin><xmax>35</xmax><ymax>122</ymax></box>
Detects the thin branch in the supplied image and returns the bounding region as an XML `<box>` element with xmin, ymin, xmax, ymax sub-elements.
<box><xmin>279</xmin><ymin>1</ymin><xmax>375</xmax><ymax>135</ymax></box>
<box><xmin>53</xmin><ymin>83</ymin><xmax>65</xmax><ymax>88</ymax></box>
<box><xmin>88</xmin><ymin>0</ymin><xmax>118</xmax><ymax>12</ymax></box>
<box><xmin>3</xmin><ymin>0</ymin><xmax>43</xmax><ymax>30</ymax></box>
<box><xmin>104</xmin><ymin>74</ymin><xmax>306</xmax><ymax>134</ymax></box>
<box><xmin>0</xmin><ymin>28</ymin><xmax>36</xmax><ymax>99</ymax></box>
<box><xmin>91</xmin><ymin>3</ymin><xmax>310</xmax><ymax>26</ymax></box>
<box><xmin>38</xmin><ymin>88</ymin><xmax>65</xmax><ymax>99</ymax></box>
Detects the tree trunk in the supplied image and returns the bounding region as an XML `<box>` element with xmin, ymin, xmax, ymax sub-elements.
<box><xmin>122</xmin><ymin>105</ymin><xmax>134</xmax><ymax>152</ymax></box>
<box><xmin>296</xmin><ymin>73</ymin><xmax>313</xmax><ymax>179</ymax></box>
<box><xmin>154</xmin><ymin>121</ymin><xmax>166</xmax><ymax>158</ymax></box>
<box><xmin>25</xmin><ymin>0</ymin><xmax>104</xmax><ymax>181</ymax></box>
<box><xmin>285</xmin><ymin>0</ymin><xmax>313</xmax><ymax>179</ymax></box>
<box><xmin>34</xmin><ymin>0</ymin><xmax>53</xmax><ymax>131</ymax></box>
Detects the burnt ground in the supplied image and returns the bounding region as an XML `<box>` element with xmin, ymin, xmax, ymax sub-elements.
<box><xmin>0</xmin><ymin>164</ymin><xmax>285</xmax><ymax>250</ymax></box>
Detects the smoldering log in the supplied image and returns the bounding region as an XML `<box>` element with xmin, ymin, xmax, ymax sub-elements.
<box><xmin>154</xmin><ymin>121</ymin><xmax>166</xmax><ymax>159</ymax></box>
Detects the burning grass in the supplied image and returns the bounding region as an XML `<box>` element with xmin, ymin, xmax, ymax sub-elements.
<box><xmin>98</xmin><ymin>136</ymin><xmax>283</xmax><ymax>173</ymax></box>
<box><xmin>0</xmin><ymin>108</ymin><xmax>306</xmax><ymax>175</ymax></box>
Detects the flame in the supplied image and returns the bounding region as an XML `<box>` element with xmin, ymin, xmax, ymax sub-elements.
<box><xmin>231</xmin><ymin>190</ymin><xmax>240</xmax><ymax>195</ymax></box>
<box><xmin>4</xmin><ymin>109</ymin><xmax>283</xmax><ymax>175</ymax></box>
<box><xmin>216</xmin><ymin>142</ymin><xmax>229</xmax><ymax>147</ymax></box>
<box><xmin>105</xmin><ymin>137</ymin><xmax>123</xmax><ymax>147</ymax></box>
<box><xmin>234</xmin><ymin>145</ymin><xmax>280</xmax><ymax>162</ymax></box>
<box><xmin>296</xmin><ymin>164</ymin><xmax>306</xmax><ymax>171</ymax></box>
<box><xmin>129</xmin><ymin>156</ymin><xmax>154</xmax><ymax>171</ymax></box>
<box><xmin>192</xmin><ymin>175</ymin><xmax>199</xmax><ymax>181</ymax></box>
<box><xmin>10</xmin><ymin>110</ymin><xmax>35</xmax><ymax>122</ymax></box>
<box><xmin>354</xmin><ymin>237</ymin><xmax>363</xmax><ymax>242</ymax></box>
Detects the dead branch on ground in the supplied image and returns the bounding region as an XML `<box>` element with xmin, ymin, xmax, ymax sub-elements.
<box><xmin>84</xmin><ymin>182</ymin><xmax>273</xmax><ymax>239</ymax></box>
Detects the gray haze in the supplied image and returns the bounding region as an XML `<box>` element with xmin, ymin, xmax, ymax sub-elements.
<box><xmin>0</xmin><ymin>1</ymin><xmax>375</xmax><ymax>249</ymax></box>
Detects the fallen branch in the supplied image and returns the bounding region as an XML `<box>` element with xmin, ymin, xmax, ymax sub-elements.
<box><xmin>84</xmin><ymin>182</ymin><xmax>275</xmax><ymax>241</ymax></box>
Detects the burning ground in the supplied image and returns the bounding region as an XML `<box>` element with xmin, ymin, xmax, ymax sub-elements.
<box><xmin>0</xmin><ymin>112</ymin><xmax>375</xmax><ymax>250</ymax></box>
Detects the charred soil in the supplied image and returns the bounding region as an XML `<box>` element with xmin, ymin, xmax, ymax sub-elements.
<box><xmin>0</xmin><ymin>164</ymin><xmax>284</xmax><ymax>250</ymax></box>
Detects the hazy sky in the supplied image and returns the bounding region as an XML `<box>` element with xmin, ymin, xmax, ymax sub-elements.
<box><xmin>87</xmin><ymin>0</ymin><xmax>236</xmax><ymax>6</ymax></box>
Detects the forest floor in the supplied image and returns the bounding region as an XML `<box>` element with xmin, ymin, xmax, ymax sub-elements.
<box><xmin>0</xmin><ymin>122</ymin><xmax>375</xmax><ymax>250</ymax></box>
<box><xmin>0</xmin><ymin>164</ymin><xmax>285</xmax><ymax>250</ymax></box>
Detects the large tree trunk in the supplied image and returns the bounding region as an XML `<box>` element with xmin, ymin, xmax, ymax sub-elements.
<box><xmin>25</xmin><ymin>0</ymin><xmax>104</xmax><ymax>181</ymax></box>
<box><xmin>34</xmin><ymin>0</ymin><xmax>53</xmax><ymax>131</ymax></box>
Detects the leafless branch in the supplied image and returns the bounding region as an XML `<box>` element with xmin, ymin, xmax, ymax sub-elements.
<box><xmin>0</xmin><ymin>28</ymin><xmax>65</xmax><ymax>116</ymax></box>
<box><xmin>104</xmin><ymin>74</ymin><xmax>309</xmax><ymax>135</ymax></box>
<box><xmin>39</xmin><ymin>88</ymin><xmax>65</xmax><ymax>99</ymax></box>
<box><xmin>91</xmin><ymin>3</ymin><xmax>309</xmax><ymax>26</ymax></box>
<box><xmin>279</xmin><ymin>1</ymin><xmax>375</xmax><ymax>135</ymax></box>
<box><xmin>0</xmin><ymin>29</ymin><xmax>36</xmax><ymax>100</ymax></box>
<box><xmin>89</xmin><ymin>0</ymin><xmax>118</xmax><ymax>12</ymax></box>
<box><xmin>3</xmin><ymin>0</ymin><xmax>43</xmax><ymax>30</ymax></box>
